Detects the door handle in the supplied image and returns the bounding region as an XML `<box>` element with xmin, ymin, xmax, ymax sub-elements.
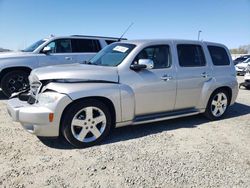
<box><xmin>201</xmin><ymin>72</ymin><xmax>209</xmax><ymax>78</ymax></box>
<box><xmin>161</xmin><ymin>75</ymin><xmax>173</xmax><ymax>81</ymax></box>
<box><xmin>65</xmin><ymin>56</ymin><xmax>72</xmax><ymax>60</ymax></box>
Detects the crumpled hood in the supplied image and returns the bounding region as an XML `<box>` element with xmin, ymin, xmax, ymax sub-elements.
<box><xmin>0</xmin><ymin>51</ymin><xmax>35</xmax><ymax>59</ymax></box>
<box><xmin>31</xmin><ymin>63</ymin><xmax>119</xmax><ymax>83</ymax></box>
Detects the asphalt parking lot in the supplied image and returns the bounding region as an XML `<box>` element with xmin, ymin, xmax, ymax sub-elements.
<box><xmin>0</xmin><ymin>76</ymin><xmax>249</xmax><ymax>188</ymax></box>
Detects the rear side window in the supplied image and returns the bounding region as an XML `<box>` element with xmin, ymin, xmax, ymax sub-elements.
<box><xmin>105</xmin><ymin>40</ymin><xmax>117</xmax><ymax>45</ymax></box>
<box><xmin>208</xmin><ymin>46</ymin><xmax>230</xmax><ymax>66</ymax></box>
<box><xmin>177</xmin><ymin>44</ymin><xmax>206</xmax><ymax>67</ymax></box>
<box><xmin>71</xmin><ymin>39</ymin><xmax>101</xmax><ymax>52</ymax></box>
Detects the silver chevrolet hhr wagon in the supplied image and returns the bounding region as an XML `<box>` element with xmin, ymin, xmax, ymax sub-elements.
<box><xmin>7</xmin><ymin>39</ymin><xmax>238</xmax><ymax>147</ymax></box>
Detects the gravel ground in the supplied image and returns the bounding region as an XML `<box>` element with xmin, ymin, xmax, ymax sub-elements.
<box><xmin>0</xmin><ymin>77</ymin><xmax>249</xmax><ymax>188</ymax></box>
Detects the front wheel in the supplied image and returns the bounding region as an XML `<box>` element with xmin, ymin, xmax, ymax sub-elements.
<box><xmin>1</xmin><ymin>70</ymin><xmax>29</xmax><ymax>97</ymax></box>
<box><xmin>61</xmin><ymin>99</ymin><xmax>112</xmax><ymax>148</ymax></box>
<box><xmin>204</xmin><ymin>90</ymin><xmax>229</xmax><ymax>120</ymax></box>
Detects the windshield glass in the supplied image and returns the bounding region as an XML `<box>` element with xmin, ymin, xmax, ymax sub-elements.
<box><xmin>89</xmin><ymin>43</ymin><xmax>136</xmax><ymax>66</ymax></box>
<box><xmin>243</xmin><ymin>58</ymin><xmax>250</xmax><ymax>63</ymax></box>
<box><xmin>22</xmin><ymin>39</ymin><xmax>47</xmax><ymax>52</ymax></box>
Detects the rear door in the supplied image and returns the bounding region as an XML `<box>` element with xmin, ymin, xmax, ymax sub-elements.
<box><xmin>105</xmin><ymin>40</ymin><xmax>117</xmax><ymax>45</ymax></box>
<box><xmin>174</xmin><ymin>42</ymin><xmax>211</xmax><ymax>110</ymax></box>
<box><xmin>71</xmin><ymin>39</ymin><xmax>101</xmax><ymax>63</ymax></box>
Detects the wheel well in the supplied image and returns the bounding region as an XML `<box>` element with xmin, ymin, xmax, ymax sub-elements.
<box><xmin>59</xmin><ymin>96</ymin><xmax>117</xmax><ymax>134</ymax></box>
<box><xmin>211</xmin><ymin>86</ymin><xmax>232</xmax><ymax>105</ymax></box>
<box><xmin>0</xmin><ymin>67</ymin><xmax>32</xmax><ymax>83</ymax></box>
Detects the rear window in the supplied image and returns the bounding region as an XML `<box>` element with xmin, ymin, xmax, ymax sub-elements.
<box><xmin>208</xmin><ymin>46</ymin><xmax>230</xmax><ymax>66</ymax></box>
<box><xmin>105</xmin><ymin>40</ymin><xmax>117</xmax><ymax>45</ymax></box>
<box><xmin>177</xmin><ymin>44</ymin><xmax>206</xmax><ymax>67</ymax></box>
<box><xmin>71</xmin><ymin>39</ymin><xmax>101</xmax><ymax>53</ymax></box>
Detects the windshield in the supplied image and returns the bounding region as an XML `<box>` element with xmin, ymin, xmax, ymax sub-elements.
<box><xmin>22</xmin><ymin>39</ymin><xmax>47</xmax><ymax>52</ymax></box>
<box><xmin>89</xmin><ymin>43</ymin><xmax>136</xmax><ymax>66</ymax></box>
<box><xmin>243</xmin><ymin>58</ymin><xmax>250</xmax><ymax>63</ymax></box>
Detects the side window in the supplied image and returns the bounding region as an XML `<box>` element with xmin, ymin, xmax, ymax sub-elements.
<box><xmin>177</xmin><ymin>44</ymin><xmax>206</xmax><ymax>67</ymax></box>
<box><xmin>71</xmin><ymin>39</ymin><xmax>101</xmax><ymax>52</ymax></box>
<box><xmin>44</xmin><ymin>39</ymin><xmax>71</xmax><ymax>53</ymax></box>
<box><xmin>135</xmin><ymin>45</ymin><xmax>171</xmax><ymax>69</ymax></box>
<box><xmin>105</xmin><ymin>40</ymin><xmax>117</xmax><ymax>45</ymax></box>
<box><xmin>208</xmin><ymin>46</ymin><xmax>230</xmax><ymax>66</ymax></box>
<box><xmin>46</xmin><ymin>41</ymin><xmax>56</xmax><ymax>53</ymax></box>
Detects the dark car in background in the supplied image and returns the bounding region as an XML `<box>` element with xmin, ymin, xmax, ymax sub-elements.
<box><xmin>233</xmin><ymin>55</ymin><xmax>250</xmax><ymax>65</ymax></box>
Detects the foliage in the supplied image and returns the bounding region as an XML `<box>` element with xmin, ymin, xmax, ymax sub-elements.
<box><xmin>230</xmin><ymin>45</ymin><xmax>250</xmax><ymax>54</ymax></box>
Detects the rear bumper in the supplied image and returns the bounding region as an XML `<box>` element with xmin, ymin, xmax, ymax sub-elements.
<box><xmin>230</xmin><ymin>80</ymin><xmax>239</xmax><ymax>106</ymax></box>
<box><xmin>7</xmin><ymin>93</ymin><xmax>72</xmax><ymax>137</ymax></box>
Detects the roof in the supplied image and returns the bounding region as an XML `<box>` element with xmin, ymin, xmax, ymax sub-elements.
<box><xmin>120</xmin><ymin>39</ymin><xmax>226</xmax><ymax>47</ymax></box>
<box><xmin>43</xmin><ymin>35</ymin><xmax>127</xmax><ymax>41</ymax></box>
<box><xmin>71</xmin><ymin>35</ymin><xmax>127</xmax><ymax>40</ymax></box>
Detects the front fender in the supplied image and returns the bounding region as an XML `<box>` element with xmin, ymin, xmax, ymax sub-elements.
<box><xmin>0</xmin><ymin>56</ymin><xmax>38</xmax><ymax>72</ymax></box>
<box><xmin>44</xmin><ymin>82</ymin><xmax>135</xmax><ymax>123</ymax></box>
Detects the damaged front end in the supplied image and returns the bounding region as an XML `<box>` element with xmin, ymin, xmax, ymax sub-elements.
<box><xmin>10</xmin><ymin>74</ymin><xmax>46</xmax><ymax>104</ymax></box>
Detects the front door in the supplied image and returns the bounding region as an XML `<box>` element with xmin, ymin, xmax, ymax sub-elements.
<box><xmin>38</xmin><ymin>39</ymin><xmax>75</xmax><ymax>67</ymax></box>
<box><xmin>120</xmin><ymin>44</ymin><xmax>177</xmax><ymax>116</ymax></box>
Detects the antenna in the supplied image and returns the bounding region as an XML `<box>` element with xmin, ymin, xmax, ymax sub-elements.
<box><xmin>198</xmin><ymin>30</ymin><xmax>202</xmax><ymax>41</ymax></box>
<box><xmin>118</xmin><ymin>22</ymin><xmax>134</xmax><ymax>41</ymax></box>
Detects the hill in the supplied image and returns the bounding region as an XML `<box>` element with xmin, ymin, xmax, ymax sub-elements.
<box><xmin>0</xmin><ymin>47</ymin><xmax>11</xmax><ymax>52</ymax></box>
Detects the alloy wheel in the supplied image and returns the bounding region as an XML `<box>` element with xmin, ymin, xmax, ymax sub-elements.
<box><xmin>8</xmin><ymin>75</ymin><xmax>28</xmax><ymax>93</ymax></box>
<box><xmin>71</xmin><ymin>106</ymin><xmax>107</xmax><ymax>143</ymax></box>
<box><xmin>211</xmin><ymin>92</ymin><xmax>228</xmax><ymax>117</ymax></box>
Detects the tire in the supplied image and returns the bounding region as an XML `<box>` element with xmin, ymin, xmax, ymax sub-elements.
<box><xmin>204</xmin><ymin>89</ymin><xmax>229</xmax><ymax>120</ymax></box>
<box><xmin>61</xmin><ymin>99</ymin><xmax>112</xmax><ymax>148</ymax></box>
<box><xmin>1</xmin><ymin>70</ymin><xmax>29</xmax><ymax>97</ymax></box>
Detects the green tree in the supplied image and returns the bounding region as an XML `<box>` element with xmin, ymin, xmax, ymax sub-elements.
<box><xmin>230</xmin><ymin>48</ymin><xmax>248</xmax><ymax>54</ymax></box>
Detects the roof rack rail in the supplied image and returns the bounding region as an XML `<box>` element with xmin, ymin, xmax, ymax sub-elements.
<box><xmin>70</xmin><ymin>35</ymin><xmax>127</xmax><ymax>40</ymax></box>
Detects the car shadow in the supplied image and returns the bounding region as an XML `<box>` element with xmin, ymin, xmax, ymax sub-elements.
<box><xmin>0</xmin><ymin>90</ymin><xmax>7</xmax><ymax>100</ymax></box>
<box><xmin>39</xmin><ymin>102</ymin><xmax>250</xmax><ymax>150</ymax></box>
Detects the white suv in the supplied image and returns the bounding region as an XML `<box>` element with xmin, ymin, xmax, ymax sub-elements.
<box><xmin>0</xmin><ymin>35</ymin><xmax>125</xmax><ymax>97</ymax></box>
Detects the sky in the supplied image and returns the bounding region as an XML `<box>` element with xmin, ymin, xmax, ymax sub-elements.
<box><xmin>0</xmin><ymin>0</ymin><xmax>249</xmax><ymax>50</ymax></box>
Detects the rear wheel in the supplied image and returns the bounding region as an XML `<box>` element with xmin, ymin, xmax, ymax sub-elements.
<box><xmin>1</xmin><ymin>70</ymin><xmax>29</xmax><ymax>97</ymax></box>
<box><xmin>204</xmin><ymin>90</ymin><xmax>229</xmax><ymax>120</ymax></box>
<box><xmin>61</xmin><ymin>99</ymin><xmax>112</xmax><ymax>148</ymax></box>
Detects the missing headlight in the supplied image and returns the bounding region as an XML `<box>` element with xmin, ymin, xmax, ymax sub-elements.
<box><xmin>29</xmin><ymin>81</ymin><xmax>42</xmax><ymax>104</ymax></box>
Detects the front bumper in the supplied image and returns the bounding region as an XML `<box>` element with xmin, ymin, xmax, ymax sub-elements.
<box><xmin>239</xmin><ymin>79</ymin><xmax>250</xmax><ymax>88</ymax></box>
<box><xmin>7</xmin><ymin>93</ymin><xmax>72</xmax><ymax>137</ymax></box>
<box><xmin>235</xmin><ymin>67</ymin><xmax>246</xmax><ymax>75</ymax></box>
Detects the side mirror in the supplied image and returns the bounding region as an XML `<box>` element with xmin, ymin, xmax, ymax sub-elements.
<box><xmin>130</xmin><ymin>59</ymin><xmax>154</xmax><ymax>71</ymax></box>
<box><xmin>138</xmin><ymin>59</ymin><xmax>154</xmax><ymax>69</ymax></box>
<box><xmin>42</xmin><ymin>46</ymin><xmax>52</xmax><ymax>54</ymax></box>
